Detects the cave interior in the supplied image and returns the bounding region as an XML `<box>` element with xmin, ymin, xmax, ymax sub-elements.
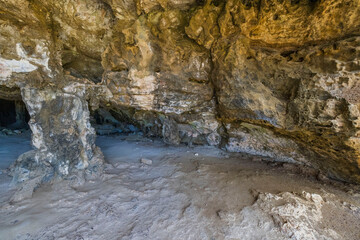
<box><xmin>0</xmin><ymin>99</ymin><xmax>30</xmax><ymax>130</ymax></box>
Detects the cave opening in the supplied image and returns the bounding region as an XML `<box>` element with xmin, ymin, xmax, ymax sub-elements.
<box><xmin>0</xmin><ymin>97</ymin><xmax>32</xmax><ymax>171</ymax></box>
<box><xmin>90</xmin><ymin>107</ymin><xmax>142</xmax><ymax>136</ymax></box>
<box><xmin>0</xmin><ymin>98</ymin><xmax>30</xmax><ymax>130</ymax></box>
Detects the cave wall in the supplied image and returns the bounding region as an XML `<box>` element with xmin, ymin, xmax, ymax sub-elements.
<box><xmin>0</xmin><ymin>0</ymin><xmax>359</xmax><ymax>183</ymax></box>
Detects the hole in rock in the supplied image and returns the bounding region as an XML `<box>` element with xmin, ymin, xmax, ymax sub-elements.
<box><xmin>0</xmin><ymin>98</ymin><xmax>32</xmax><ymax>170</ymax></box>
<box><xmin>0</xmin><ymin>99</ymin><xmax>30</xmax><ymax>130</ymax></box>
<box><xmin>62</xmin><ymin>47</ymin><xmax>104</xmax><ymax>84</ymax></box>
<box><xmin>90</xmin><ymin>107</ymin><xmax>142</xmax><ymax>136</ymax></box>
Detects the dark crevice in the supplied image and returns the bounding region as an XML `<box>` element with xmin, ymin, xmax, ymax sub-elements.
<box><xmin>90</xmin><ymin>107</ymin><xmax>142</xmax><ymax>136</ymax></box>
<box><xmin>0</xmin><ymin>99</ymin><xmax>30</xmax><ymax>130</ymax></box>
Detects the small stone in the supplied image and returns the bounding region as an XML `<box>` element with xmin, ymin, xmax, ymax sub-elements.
<box><xmin>140</xmin><ymin>158</ymin><xmax>153</xmax><ymax>165</ymax></box>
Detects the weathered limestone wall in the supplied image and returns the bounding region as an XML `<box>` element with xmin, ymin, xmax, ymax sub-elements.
<box><xmin>0</xmin><ymin>0</ymin><xmax>359</xmax><ymax>184</ymax></box>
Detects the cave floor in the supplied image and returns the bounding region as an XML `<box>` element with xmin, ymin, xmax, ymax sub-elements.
<box><xmin>1</xmin><ymin>134</ymin><xmax>360</xmax><ymax>239</ymax></box>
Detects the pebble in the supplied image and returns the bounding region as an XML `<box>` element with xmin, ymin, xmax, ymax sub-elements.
<box><xmin>140</xmin><ymin>158</ymin><xmax>153</xmax><ymax>165</ymax></box>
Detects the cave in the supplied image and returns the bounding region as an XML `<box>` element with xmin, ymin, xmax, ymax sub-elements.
<box><xmin>1</xmin><ymin>0</ymin><xmax>360</xmax><ymax>239</ymax></box>
<box><xmin>0</xmin><ymin>99</ymin><xmax>30</xmax><ymax>130</ymax></box>
<box><xmin>0</xmin><ymin>98</ymin><xmax>32</xmax><ymax>177</ymax></box>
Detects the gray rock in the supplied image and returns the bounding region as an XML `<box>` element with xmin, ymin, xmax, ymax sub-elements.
<box><xmin>140</xmin><ymin>158</ymin><xmax>153</xmax><ymax>165</ymax></box>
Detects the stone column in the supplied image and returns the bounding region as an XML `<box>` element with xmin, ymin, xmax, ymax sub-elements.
<box><xmin>11</xmin><ymin>86</ymin><xmax>104</xmax><ymax>187</ymax></box>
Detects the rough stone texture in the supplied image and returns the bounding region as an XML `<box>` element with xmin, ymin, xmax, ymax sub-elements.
<box><xmin>0</xmin><ymin>0</ymin><xmax>359</xmax><ymax>184</ymax></box>
<box><xmin>9</xmin><ymin>86</ymin><xmax>104</xmax><ymax>201</ymax></box>
<box><xmin>226</xmin><ymin>191</ymin><xmax>344</xmax><ymax>240</ymax></box>
<box><xmin>15</xmin><ymin>86</ymin><xmax>103</xmax><ymax>178</ymax></box>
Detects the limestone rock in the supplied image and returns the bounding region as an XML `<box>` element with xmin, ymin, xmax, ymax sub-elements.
<box><xmin>11</xmin><ymin>86</ymin><xmax>104</xmax><ymax>184</ymax></box>
<box><xmin>0</xmin><ymin>0</ymin><xmax>360</xmax><ymax>185</ymax></box>
<box><xmin>162</xmin><ymin>117</ymin><xmax>180</xmax><ymax>145</ymax></box>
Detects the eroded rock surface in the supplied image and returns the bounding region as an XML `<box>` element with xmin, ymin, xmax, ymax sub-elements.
<box><xmin>0</xmin><ymin>0</ymin><xmax>359</xmax><ymax>185</ymax></box>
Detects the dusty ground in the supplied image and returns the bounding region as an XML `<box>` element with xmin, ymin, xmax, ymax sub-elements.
<box><xmin>0</xmin><ymin>134</ymin><xmax>360</xmax><ymax>240</ymax></box>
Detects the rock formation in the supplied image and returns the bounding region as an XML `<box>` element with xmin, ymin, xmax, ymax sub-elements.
<box><xmin>0</xmin><ymin>0</ymin><xmax>359</xmax><ymax>186</ymax></box>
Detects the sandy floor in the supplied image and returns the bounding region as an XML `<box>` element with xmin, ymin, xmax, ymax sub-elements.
<box><xmin>0</xmin><ymin>134</ymin><xmax>360</xmax><ymax>240</ymax></box>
